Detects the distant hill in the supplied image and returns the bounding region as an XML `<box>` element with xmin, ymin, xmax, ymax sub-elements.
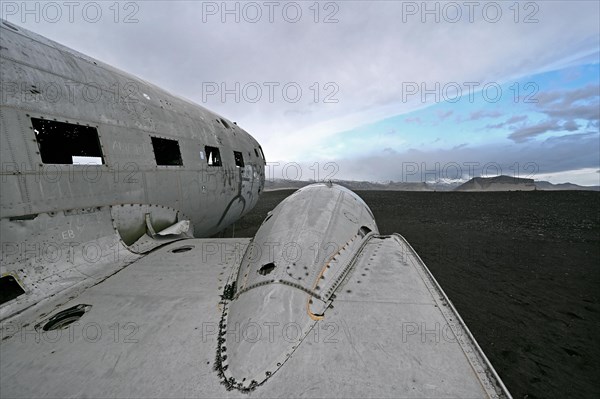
<box><xmin>455</xmin><ymin>176</ymin><xmax>599</xmax><ymax>192</ymax></box>
<box><xmin>341</xmin><ymin>180</ymin><xmax>433</xmax><ymax>191</ymax></box>
<box><xmin>264</xmin><ymin>177</ymin><xmax>599</xmax><ymax>192</ymax></box>
<box><xmin>455</xmin><ymin>176</ymin><xmax>536</xmax><ymax>191</ymax></box>
<box><xmin>264</xmin><ymin>179</ymin><xmax>434</xmax><ymax>191</ymax></box>
<box><xmin>264</xmin><ymin>179</ymin><xmax>309</xmax><ymax>191</ymax></box>
<box><xmin>534</xmin><ymin>181</ymin><xmax>600</xmax><ymax>191</ymax></box>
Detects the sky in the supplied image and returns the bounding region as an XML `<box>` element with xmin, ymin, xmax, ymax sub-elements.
<box><xmin>3</xmin><ymin>1</ymin><xmax>599</xmax><ymax>185</ymax></box>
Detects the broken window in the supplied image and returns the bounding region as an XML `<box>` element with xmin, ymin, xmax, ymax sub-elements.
<box><xmin>151</xmin><ymin>137</ymin><xmax>183</xmax><ymax>166</ymax></box>
<box><xmin>0</xmin><ymin>275</ymin><xmax>25</xmax><ymax>305</ymax></box>
<box><xmin>32</xmin><ymin>118</ymin><xmax>104</xmax><ymax>165</ymax></box>
<box><xmin>205</xmin><ymin>146</ymin><xmax>222</xmax><ymax>166</ymax></box>
<box><xmin>233</xmin><ymin>151</ymin><xmax>245</xmax><ymax>167</ymax></box>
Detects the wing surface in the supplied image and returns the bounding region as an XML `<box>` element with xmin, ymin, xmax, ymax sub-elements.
<box><xmin>0</xmin><ymin>235</ymin><xmax>509</xmax><ymax>398</ymax></box>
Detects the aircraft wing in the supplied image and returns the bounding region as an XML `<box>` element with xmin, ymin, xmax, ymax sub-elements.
<box><xmin>261</xmin><ymin>233</ymin><xmax>508</xmax><ymax>398</ymax></box>
<box><xmin>1</xmin><ymin>198</ymin><xmax>509</xmax><ymax>398</ymax></box>
<box><xmin>0</xmin><ymin>238</ymin><xmax>249</xmax><ymax>398</ymax></box>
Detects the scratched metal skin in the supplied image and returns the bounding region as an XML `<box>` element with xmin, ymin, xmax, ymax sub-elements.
<box><xmin>0</xmin><ymin>20</ymin><xmax>511</xmax><ymax>398</ymax></box>
<box><xmin>0</xmin><ymin>20</ymin><xmax>264</xmax><ymax>320</ymax></box>
<box><xmin>222</xmin><ymin>184</ymin><xmax>379</xmax><ymax>388</ymax></box>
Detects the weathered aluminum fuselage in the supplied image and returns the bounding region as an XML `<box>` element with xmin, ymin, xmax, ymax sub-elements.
<box><xmin>0</xmin><ymin>20</ymin><xmax>264</xmax><ymax>318</ymax></box>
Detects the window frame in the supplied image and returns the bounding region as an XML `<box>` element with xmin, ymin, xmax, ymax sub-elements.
<box><xmin>233</xmin><ymin>151</ymin><xmax>245</xmax><ymax>167</ymax></box>
<box><xmin>31</xmin><ymin>117</ymin><xmax>105</xmax><ymax>165</ymax></box>
<box><xmin>205</xmin><ymin>146</ymin><xmax>222</xmax><ymax>167</ymax></box>
<box><xmin>150</xmin><ymin>136</ymin><xmax>184</xmax><ymax>167</ymax></box>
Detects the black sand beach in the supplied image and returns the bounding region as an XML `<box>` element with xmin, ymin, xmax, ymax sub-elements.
<box><xmin>221</xmin><ymin>189</ymin><xmax>600</xmax><ymax>398</ymax></box>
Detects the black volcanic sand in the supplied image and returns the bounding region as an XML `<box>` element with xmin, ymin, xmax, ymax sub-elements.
<box><xmin>218</xmin><ymin>190</ymin><xmax>600</xmax><ymax>398</ymax></box>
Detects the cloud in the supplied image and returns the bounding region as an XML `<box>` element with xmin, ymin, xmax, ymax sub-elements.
<box><xmin>486</xmin><ymin>122</ymin><xmax>505</xmax><ymax>129</ymax></box>
<box><xmin>536</xmin><ymin>83</ymin><xmax>599</xmax><ymax>107</ymax></box>
<box><xmin>5</xmin><ymin>2</ymin><xmax>599</xmax><ymax>186</ymax></box>
<box><xmin>506</xmin><ymin>84</ymin><xmax>599</xmax><ymax>142</ymax></box>
<box><xmin>437</xmin><ymin>110</ymin><xmax>453</xmax><ymax>120</ymax></box>
<box><xmin>404</xmin><ymin>117</ymin><xmax>422</xmax><ymax>124</ymax></box>
<box><xmin>538</xmin><ymin>84</ymin><xmax>600</xmax><ymax>121</ymax></box>
<box><xmin>327</xmin><ymin>131</ymin><xmax>599</xmax><ymax>183</ymax></box>
<box><xmin>468</xmin><ymin>110</ymin><xmax>503</xmax><ymax>121</ymax></box>
<box><xmin>535</xmin><ymin>84</ymin><xmax>600</xmax><ymax>123</ymax></box>
<box><xmin>9</xmin><ymin>1</ymin><xmax>599</xmax><ymax>161</ymax></box>
<box><xmin>544</xmin><ymin>104</ymin><xmax>600</xmax><ymax>121</ymax></box>
<box><xmin>485</xmin><ymin>115</ymin><xmax>528</xmax><ymax>130</ymax></box>
<box><xmin>563</xmin><ymin>119</ymin><xmax>580</xmax><ymax>131</ymax></box>
<box><xmin>508</xmin><ymin>119</ymin><xmax>580</xmax><ymax>142</ymax></box>
<box><xmin>506</xmin><ymin>115</ymin><xmax>529</xmax><ymax>124</ymax></box>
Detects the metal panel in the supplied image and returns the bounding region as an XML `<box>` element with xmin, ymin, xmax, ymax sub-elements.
<box><xmin>0</xmin><ymin>235</ymin><xmax>509</xmax><ymax>397</ymax></box>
